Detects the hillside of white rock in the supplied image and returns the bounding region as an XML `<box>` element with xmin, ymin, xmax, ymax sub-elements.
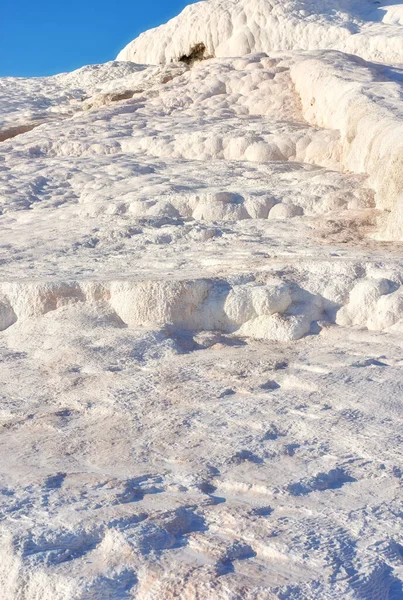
<box><xmin>1</xmin><ymin>1</ymin><xmax>403</xmax><ymax>598</ymax></box>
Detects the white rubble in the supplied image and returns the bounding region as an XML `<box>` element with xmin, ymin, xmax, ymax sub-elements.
<box><xmin>1</xmin><ymin>0</ymin><xmax>403</xmax><ymax>598</ymax></box>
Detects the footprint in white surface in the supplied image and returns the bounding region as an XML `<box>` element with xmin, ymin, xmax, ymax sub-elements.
<box><xmin>259</xmin><ymin>379</ymin><xmax>281</xmax><ymax>391</ymax></box>
<box><xmin>288</xmin><ymin>468</ymin><xmax>357</xmax><ymax>496</ymax></box>
<box><xmin>351</xmin><ymin>358</ymin><xmax>389</xmax><ymax>368</ymax></box>
<box><xmin>263</xmin><ymin>423</ymin><xmax>286</xmax><ymax>441</ymax></box>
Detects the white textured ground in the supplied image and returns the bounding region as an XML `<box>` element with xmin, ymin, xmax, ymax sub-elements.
<box><xmin>1</xmin><ymin>1</ymin><xmax>403</xmax><ymax>598</ymax></box>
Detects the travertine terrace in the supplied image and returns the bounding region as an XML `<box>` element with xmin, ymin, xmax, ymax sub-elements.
<box><xmin>1</xmin><ymin>1</ymin><xmax>403</xmax><ymax>598</ymax></box>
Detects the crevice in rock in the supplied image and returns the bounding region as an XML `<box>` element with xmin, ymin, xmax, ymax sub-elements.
<box><xmin>178</xmin><ymin>43</ymin><xmax>213</xmax><ymax>66</ymax></box>
<box><xmin>0</xmin><ymin>123</ymin><xmax>40</xmax><ymax>143</ymax></box>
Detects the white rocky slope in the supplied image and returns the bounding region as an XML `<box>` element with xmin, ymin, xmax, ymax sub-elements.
<box><xmin>1</xmin><ymin>1</ymin><xmax>403</xmax><ymax>599</ymax></box>
<box><xmin>118</xmin><ymin>0</ymin><xmax>403</xmax><ymax>64</ymax></box>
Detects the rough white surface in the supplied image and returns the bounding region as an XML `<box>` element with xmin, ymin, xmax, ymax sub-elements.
<box><xmin>118</xmin><ymin>0</ymin><xmax>403</xmax><ymax>64</ymax></box>
<box><xmin>0</xmin><ymin>61</ymin><xmax>187</xmax><ymax>132</ymax></box>
<box><xmin>2</xmin><ymin>1</ymin><xmax>403</xmax><ymax>598</ymax></box>
<box><xmin>289</xmin><ymin>50</ymin><xmax>403</xmax><ymax>239</ymax></box>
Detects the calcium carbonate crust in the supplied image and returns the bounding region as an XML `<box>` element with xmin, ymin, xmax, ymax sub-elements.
<box><xmin>118</xmin><ymin>0</ymin><xmax>403</xmax><ymax>65</ymax></box>
<box><xmin>1</xmin><ymin>1</ymin><xmax>403</xmax><ymax>599</ymax></box>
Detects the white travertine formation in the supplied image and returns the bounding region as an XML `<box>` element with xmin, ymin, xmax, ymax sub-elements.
<box><xmin>118</xmin><ymin>0</ymin><xmax>403</xmax><ymax>65</ymax></box>
<box><xmin>2</xmin><ymin>1</ymin><xmax>403</xmax><ymax>598</ymax></box>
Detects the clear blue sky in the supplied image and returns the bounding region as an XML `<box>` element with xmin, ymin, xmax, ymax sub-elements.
<box><xmin>1</xmin><ymin>0</ymin><xmax>194</xmax><ymax>77</ymax></box>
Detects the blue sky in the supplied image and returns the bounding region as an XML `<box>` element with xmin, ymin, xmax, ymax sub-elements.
<box><xmin>1</xmin><ymin>0</ymin><xmax>194</xmax><ymax>77</ymax></box>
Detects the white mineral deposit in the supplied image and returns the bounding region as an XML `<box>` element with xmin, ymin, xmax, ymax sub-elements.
<box><xmin>1</xmin><ymin>1</ymin><xmax>403</xmax><ymax>598</ymax></box>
